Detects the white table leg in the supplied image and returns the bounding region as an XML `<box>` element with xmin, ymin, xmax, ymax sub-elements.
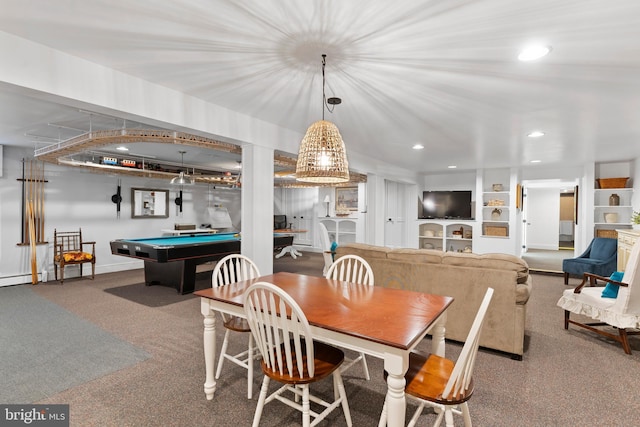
<box><xmin>201</xmin><ymin>298</ymin><xmax>217</xmax><ymax>400</ymax></box>
<box><xmin>431</xmin><ymin>311</ymin><xmax>447</xmax><ymax>357</ymax></box>
<box><xmin>384</xmin><ymin>353</ymin><xmax>407</xmax><ymax>427</ymax></box>
<box><xmin>275</xmin><ymin>246</ymin><xmax>300</xmax><ymax>259</ymax></box>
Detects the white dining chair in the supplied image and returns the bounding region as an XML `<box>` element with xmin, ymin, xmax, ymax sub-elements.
<box><xmin>212</xmin><ymin>254</ymin><xmax>261</xmax><ymax>399</ymax></box>
<box><xmin>378</xmin><ymin>288</ymin><xmax>494</xmax><ymax>427</ymax></box>
<box><xmin>318</xmin><ymin>222</ymin><xmax>334</xmax><ymax>275</ymax></box>
<box><xmin>243</xmin><ymin>282</ymin><xmax>352</xmax><ymax>427</ymax></box>
<box><xmin>325</xmin><ymin>254</ymin><xmax>374</xmax><ymax>380</ymax></box>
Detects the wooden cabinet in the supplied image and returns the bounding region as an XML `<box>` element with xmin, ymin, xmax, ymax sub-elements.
<box><xmin>617</xmin><ymin>229</ymin><xmax>640</xmax><ymax>271</ymax></box>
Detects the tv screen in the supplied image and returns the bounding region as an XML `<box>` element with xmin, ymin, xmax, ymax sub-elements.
<box><xmin>421</xmin><ymin>191</ymin><xmax>472</xmax><ymax>219</ymax></box>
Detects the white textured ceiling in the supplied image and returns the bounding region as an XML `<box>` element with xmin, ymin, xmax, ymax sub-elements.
<box><xmin>1</xmin><ymin>0</ymin><xmax>640</xmax><ymax>175</ymax></box>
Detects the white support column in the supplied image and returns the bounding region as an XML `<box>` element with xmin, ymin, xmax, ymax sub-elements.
<box><xmin>241</xmin><ymin>145</ymin><xmax>274</xmax><ymax>274</ymax></box>
<box><xmin>366</xmin><ymin>173</ymin><xmax>386</xmax><ymax>246</ymax></box>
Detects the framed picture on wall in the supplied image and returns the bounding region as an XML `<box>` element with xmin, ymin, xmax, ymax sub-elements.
<box><xmin>335</xmin><ymin>187</ymin><xmax>358</xmax><ymax>211</ymax></box>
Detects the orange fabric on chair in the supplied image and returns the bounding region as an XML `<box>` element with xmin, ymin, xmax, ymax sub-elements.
<box><xmin>62</xmin><ymin>252</ymin><xmax>93</xmax><ymax>263</ymax></box>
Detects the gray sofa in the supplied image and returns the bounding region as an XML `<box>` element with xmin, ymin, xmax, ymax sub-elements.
<box><xmin>336</xmin><ymin>243</ymin><xmax>532</xmax><ymax>359</ymax></box>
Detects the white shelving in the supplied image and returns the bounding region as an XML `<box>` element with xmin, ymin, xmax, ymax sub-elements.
<box><xmin>593</xmin><ymin>188</ymin><xmax>633</xmax><ymax>234</ymax></box>
<box><xmin>418</xmin><ymin>220</ymin><xmax>474</xmax><ymax>252</ymax></box>
<box><xmin>319</xmin><ymin>217</ymin><xmax>358</xmax><ymax>245</ymax></box>
<box><xmin>481</xmin><ymin>181</ymin><xmax>510</xmax><ymax>238</ymax></box>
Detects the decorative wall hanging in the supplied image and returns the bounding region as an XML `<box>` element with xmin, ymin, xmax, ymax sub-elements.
<box><xmin>111</xmin><ymin>179</ymin><xmax>123</xmax><ymax>218</ymax></box>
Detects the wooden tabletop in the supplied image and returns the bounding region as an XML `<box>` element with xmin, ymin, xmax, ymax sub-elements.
<box><xmin>194</xmin><ymin>272</ymin><xmax>453</xmax><ymax>350</ymax></box>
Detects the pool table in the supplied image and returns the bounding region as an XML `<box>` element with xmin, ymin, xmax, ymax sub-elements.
<box><xmin>110</xmin><ymin>232</ymin><xmax>294</xmax><ymax>294</ymax></box>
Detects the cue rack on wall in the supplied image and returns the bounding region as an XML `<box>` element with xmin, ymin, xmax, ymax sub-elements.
<box><xmin>18</xmin><ymin>159</ymin><xmax>48</xmax><ymax>245</ymax></box>
<box><xmin>17</xmin><ymin>159</ymin><xmax>48</xmax><ymax>284</ymax></box>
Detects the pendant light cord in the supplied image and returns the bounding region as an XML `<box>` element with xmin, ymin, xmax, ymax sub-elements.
<box><xmin>322</xmin><ymin>54</ymin><xmax>336</xmax><ymax>118</ymax></box>
<box><xmin>322</xmin><ymin>54</ymin><xmax>326</xmax><ymax>120</ymax></box>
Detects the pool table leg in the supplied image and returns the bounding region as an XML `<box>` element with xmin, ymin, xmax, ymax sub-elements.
<box><xmin>143</xmin><ymin>260</ymin><xmax>196</xmax><ymax>294</ymax></box>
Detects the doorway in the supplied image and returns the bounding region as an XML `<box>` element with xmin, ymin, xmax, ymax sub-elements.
<box><xmin>521</xmin><ymin>180</ymin><xmax>578</xmax><ymax>272</ymax></box>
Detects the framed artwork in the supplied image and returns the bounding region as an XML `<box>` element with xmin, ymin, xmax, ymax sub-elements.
<box><xmin>131</xmin><ymin>188</ymin><xmax>169</xmax><ymax>218</ymax></box>
<box><xmin>335</xmin><ymin>187</ymin><xmax>358</xmax><ymax>211</ymax></box>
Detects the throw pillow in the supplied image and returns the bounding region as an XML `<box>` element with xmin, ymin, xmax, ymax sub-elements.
<box><xmin>602</xmin><ymin>271</ymin><xmax>624</xmax><ymax>298</ymax></box>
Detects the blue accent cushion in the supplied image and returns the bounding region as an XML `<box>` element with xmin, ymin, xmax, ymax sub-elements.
<box><xmin>602</xmin><ymin>271</ymin><xmax>624</xmax><ymax>298</ymax></box>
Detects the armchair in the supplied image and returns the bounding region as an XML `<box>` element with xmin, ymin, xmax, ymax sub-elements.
<box><xmin>558</xmin><ymin>236</ymin><xmax>640</xmax><ymax>354</ymax></box>
<box><xmin>53</xmin><ymin>228</ymin><xmax>96</xmax><ymax>284</ymax></box>
<box><xmin>562</xmin><ymin>237</ymin><xmax>617</xmax><ymax>284</ymax></box>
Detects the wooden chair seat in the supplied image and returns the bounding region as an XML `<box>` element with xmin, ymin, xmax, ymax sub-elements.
<box><xmin>222</xmin><ymin>316</ymin><xmax>251</xmax><ymax>332</ymax></box>
<box><xmin>404</xmin><ymin>352</ymin><xmax>472</xmax><ymax>406</ymax></box>
<box><xmin>262</xmin><ymin>340</ymin><xmax>344</xmax><ymax>385</ymax></box>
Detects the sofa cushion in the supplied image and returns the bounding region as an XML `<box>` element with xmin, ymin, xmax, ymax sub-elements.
<box><xmin>387</xmin><ymin>248</ymin><xmax>443</xmax><ymax>264</ymax></box>
<box><xmin>336</xmin><ymin>243</ymin><xmax>390</xmax><ymax>259</ymax></box>
<box><xmin>442</xmin><ymin>252</ymin><xmax>529</xmax><ymax>284</ymax></box>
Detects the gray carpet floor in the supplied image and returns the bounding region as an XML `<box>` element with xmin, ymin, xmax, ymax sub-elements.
<box><xmin>0</xmin><ymin>284</ymin><xmax>150</xmax><ymax>404</ymax></box>
<box><xmin>7</xmin><ymin>252</ymin><xmax>639</xmax><ymax>426</ymax></box>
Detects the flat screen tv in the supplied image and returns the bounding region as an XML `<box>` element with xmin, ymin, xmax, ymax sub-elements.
<box><xmin>421</xmin><ymin>190</ymin><xmax>472</xmax><ymax>219</ymax></box>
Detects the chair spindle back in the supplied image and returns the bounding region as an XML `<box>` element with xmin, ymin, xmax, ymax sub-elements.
<box><xmin>326</xmin><ymin>254</ymin><xmax>374</xmax><ymax>286</ymax></box>
<box><xmin>243</xmin><ymin>282</ymin><xmax>315</xmax><ymax>379</ymax></box>
<box><xmin>442</xmin><ymin>287</ymin><xmax>494</xmax><ymax>401</ymax></box>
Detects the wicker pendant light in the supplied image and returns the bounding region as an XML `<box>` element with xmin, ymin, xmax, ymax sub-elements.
<box><xmin>296</xmin><ymin>55</ymin><xmax>349</xmax><ymax>183</ymax></box>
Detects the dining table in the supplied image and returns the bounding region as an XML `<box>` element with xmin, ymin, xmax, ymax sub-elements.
<box><xmin>194</xmin><ymin>271</ymin><xmax>453</xmax><ymax>427</ymax></box>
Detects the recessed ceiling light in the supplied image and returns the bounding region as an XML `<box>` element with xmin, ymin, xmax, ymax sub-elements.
<box><xmin>116</xmin><ymin>146</ymin><xmax>129</xmax><ymax>151</ymax></box>
<box><xmin>527</xmin><ymin>131</ymin><xmax>545</xmax><ymax>138</ymax></box>
<box><xmin>448</xmin><ymin>165</ymin><xmax>457</xmax><ymax>169</ymax></box>
<box><xmin>530</xmin><ymin>159</ymin><xmax>542</xmax><ymax>163</ymax></box>
<box><xmin>412</xmin><ymin>144</ymin><xmax>424</xmax><ymax>150</ymax></box>
<box><xmin>518</xmin><ymin>45</ymin><xmax>551</xmax><ymax>62</ymax></box>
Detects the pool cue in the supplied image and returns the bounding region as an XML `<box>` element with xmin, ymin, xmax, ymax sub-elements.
<box><xmin>33</xmin><ymin>160</ymin><xmax>38</xmax><ymax>242</ymax></box>
<box><xmin>28</xmin><ymin>159</ymin><xmax>32</xmax><ymax>243</ymax></box>
<box><xmin>35</xmin><ymin>161</ymin><xmax>41</xmax><ymax>242</ymax></box>
<box><xmin>28</xmin><ymin>201</ymin><xmax>38</xmax><ymax>283</ymax></box>
<box><xmin>20</xmin><ymin>159</ymin><xmax>26</xmax><ymax>243</ymax></box>
<box><xmin>39</xmin><ymin>161</ymin><xmax>45</xmax><ymax>242</ymax></box>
